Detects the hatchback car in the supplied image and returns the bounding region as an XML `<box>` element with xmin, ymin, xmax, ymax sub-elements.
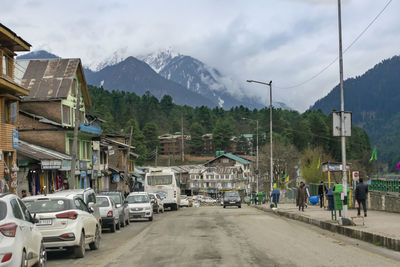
<box><xmin>223</xmin><ymin>191</ymin><xmax>241</xmax><ymax>208</ymax></box>
<box><xmin>0</xmin><ymin>193</ymin><xmax>46</xmax><ymax>267</ymax></box>
<box><xmin>126</xmin><ymin>193</ymin><xmax>153</xmax><ymax>221</ymax></box>
<box><xmin>99</xmin><ymin>191</ymin><xmax>129</xmax><ymax>227</ymax></box>
<box><xmin>23</xmin><ymin>193</ymin><xmax>101</xmax><ymax>258</ymax></box>
<box><xmin>96</xmin><ymin>196</ymin><xmax>120</xmax><ymax>232</ymax></box>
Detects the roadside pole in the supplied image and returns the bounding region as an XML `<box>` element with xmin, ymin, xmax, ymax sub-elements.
<box><xmin>337</xmin><ymin>0</ymin><xmax>349</xmax><ymax>220</ymax></box>
<box><xmin>70</xmin><ymin>84</ymin><xmax>81</xmax><ymax>189</ymax></box>
<box><xmin>124</xmin><ymin>126</ymin><xmax>133</xmax><ymax>191</ymax></box>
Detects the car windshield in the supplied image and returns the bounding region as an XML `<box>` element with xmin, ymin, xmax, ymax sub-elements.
<box><xmin>127</xmin><ymin>195</ymin><xmax>149</xmax><ymax>203</ymax></box>
<box><xmin>96</xmin><ymin>197</ymin><xmax>110</xmax><ymax>207</ymax></box>
<box><xmin>225</xmin><ymin>192</ymin><xmax>239</xmax><ymax>197</ymax></box>
<box><xmin>24</xmin><ymin>198</ymin><xmax>71</xmax><ymax>213</ymax></box>
<box><xmin>0</xmin><ymin>201</ymin><xmax>6</xmax><ymax>220</ymax></box>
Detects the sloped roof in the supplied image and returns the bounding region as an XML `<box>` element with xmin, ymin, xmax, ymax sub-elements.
<box><xmin>205</xmin><ymin>153</ymin><xmax>251</xmax><ymax>165</ymax></box>
<box><xmin>17</xmin><ymin>140</ymin><xmax>71</xmax><ymax>161</ymax></box>
<box><xmin>20</xmin><ymin>58</ymin><xmax>90</xmax><ymax>108</ymax></box>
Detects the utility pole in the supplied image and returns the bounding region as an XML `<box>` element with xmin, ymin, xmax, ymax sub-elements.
<box><xmin>155</xmin><ymin>147</ymin><xmax>158</xmax><ymax>167</ymax></box>
<box><xmin>70</xmin><ymin>84</ymin><xmax>81</xmax><ymax>189</ymax></box>
<box><xmin>124</xmin><ymin>126</ymin><xmax>133</xmax><ymax>191</ymax></box>
<box><xmin>181</xmin><ymin>115</ymin><xmax>184</xmax><ymax>162</ymax></box>
<box><xmin>256</xmin><ymin>119</ymin><xmax>259</xmax><ymax>194</ymax></box>
<box><xmin>337</xmin><ymin>0</ymin><xmax>349</xmax><ymax>220</ymax></box>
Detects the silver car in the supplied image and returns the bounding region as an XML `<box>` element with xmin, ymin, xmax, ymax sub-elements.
<box><xmin>99</xmin><ymin>192</ymin><xmax>130</xmax><ymax>227</ymax></box>
<box><xmin>96</xmin><ymin>196</ymin><xmax>120</xmax><ymax>233</ymax></box>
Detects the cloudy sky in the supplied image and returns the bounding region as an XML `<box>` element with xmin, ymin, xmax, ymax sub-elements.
<box><xmin>1</xmin><ymin>0</ymin><xmax>399</xmax><ymax>111</ymax></box>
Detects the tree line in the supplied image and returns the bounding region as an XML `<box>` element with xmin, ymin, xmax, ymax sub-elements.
<box><xmin>88</xmin><ymin>85</ymin><xmax>372</xmax><ymax>181</ymax></box>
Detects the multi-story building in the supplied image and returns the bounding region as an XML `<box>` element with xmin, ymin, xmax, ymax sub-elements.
<box><xmin>16</xmin><ymin>58</ymin><xmax>102</xmax><ymax>191</ymax></box>
<box><xmin>188</xmin><ymin>153</ymin><xmax>253</xmax><ymax>197</ymax></box>
<box><xmin>159</xmin><ymin>133</ymin><xmax>190</xmax><ymax>157</ymax></box>
<box><xmin>0</xmin><ymin>23</ymin><xmax>31</xmax><ymax>193</ymax></box>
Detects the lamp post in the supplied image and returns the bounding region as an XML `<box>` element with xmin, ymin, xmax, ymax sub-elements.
<box><xmin>242</xmin><ymin>118</ymin><xmax>259</xmax><ymax>194</ymax></box>
<box><xmin>246</xmin><ymin>80</ymin><xmax>273</xmax><ymax>193</ymax></box>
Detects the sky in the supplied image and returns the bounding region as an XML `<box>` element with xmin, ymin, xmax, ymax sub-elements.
<box><xmin>1</xmin><ymin>0</ymin><xmax>399</xmax><ymax>112</ymax></box>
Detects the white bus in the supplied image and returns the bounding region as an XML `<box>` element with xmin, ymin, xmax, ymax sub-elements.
<box><xmin>144</xmin><ymin>168</ymin><xmax>181</xmax><ymax>210</ymax></box>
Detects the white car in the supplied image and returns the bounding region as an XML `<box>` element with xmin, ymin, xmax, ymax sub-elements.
<box><xmin>203</xmin><ymin>197</ymin><xmax>217</xmax><ymax>204</ymax></box>
<box><xmin>0</xmin><ymin>193</ymin><xmax>46</xmax><ymax>267</ymax></box>
<box><xmin>96</xmin><ymin>196</ymin><xmax>120</xmax><ymax>232</ymax></box>
<box><xmin>126</xmin><ymin>192</ymin><xmax>153</xmax><ymax>221</ymax></box>
<box><xmin>23</xmin><ymin>193</ymin><xmax>101</xmax><ymax>258</ymax></box>
<box><xmin>179</xmin><ymin>196</ymin><xmax>189</xmax><ymax>207</ymax></box>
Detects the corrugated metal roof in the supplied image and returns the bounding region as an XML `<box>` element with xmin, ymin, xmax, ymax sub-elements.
<box><xmin>205</xmin><ymin>153</ymin><xmax>251</xmax><ymax>165</ymax></box>
<box><xmin>21</xmin><ymin>58</ymin><xmax>79</xmax><ymax>100</ymax></box>
<box><xmin>17</xmin><ymin>140</ymin><xmax>71</xmax><ymax>161</ymax></box>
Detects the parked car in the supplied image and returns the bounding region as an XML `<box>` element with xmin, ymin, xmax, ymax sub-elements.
<box><xmin>203</xmin><ymin>197</ymin><xmax>217</xmax><ymax>204</ymax></box>
<box><xmin>148</xmin><ymin>193</ymin><xmax>164</xmax><ymax>213</ymax></box>
<box><xmin>223</xmin><ymin>191</ymin><xmax>241</xmax><ymax>208</ymax></box>
<box><xmin>180</xmin><ymin>195</ymin><xmax>190</xmax><ymax>207</ymax></box>
<box><xmin>23</xmin><ymin>192</ymin><xmax>101</xmax><ymax>258</ymax></box>
<box><xmin>0</xmin><ymin>193</ymin><xmax>46</xmax><ymax>267</ymax></box>
<box><xmin>96</xmin><ymin>196</ymin><xmax>120</xmax><ymax>232</ymax></box>
<box><xmin>126</xmin><ymin>192</ymin><xmax>153</xmax><ymax>221</ymax></box>
<box><xmin>52</xmin><ymin>188</ymin><xmax>101</xmax><ymax>225</ymax></box>
<box><xmin>99</xmin><ymin>191</ymin><xmax>129</xmax><ymax>227</ymax></box>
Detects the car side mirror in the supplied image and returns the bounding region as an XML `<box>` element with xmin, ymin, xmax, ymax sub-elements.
<box><xmin>89</xmin><ymin>207</ymin><xmax>95</xmax><ymax>213</ymax></box>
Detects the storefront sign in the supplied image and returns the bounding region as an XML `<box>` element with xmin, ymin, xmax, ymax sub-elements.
<box><xmin>41</xmin><ymin>160</ymin><xmax>62</xmax><ymax>170</ymax></box>
<box><xmin>60</xmin><ymin>160</ymin><xmax>71</xmax><ymax>171</ymax></box>
<box><xmin>12</xmin><ymin>131</ymin><xmax>18</xmax><ymax>148</ymax></box>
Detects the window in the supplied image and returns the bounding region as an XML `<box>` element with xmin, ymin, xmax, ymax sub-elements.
<box><xmin>2</xmin><ymin>55</ymin><xmax>7</xmax><ymax>75</ymax></box>
<box><xmin>147</xmin><ymin>175</ymin><xmax>173</xmax><ymax>186</ymax></box>
<box><xmin>62</xmin><ymin>105</ymin><xmax>71</xmax><ymax>125</ymax></box>
<box><xmin>222</xmin><ymin>159</ymin><xmax>229</xmax><ymax>163</ymax></box>
<box><xmin>0</xmin><ymin>202</ymin><xmax>7</xmax><ymax>220</ymax></box>
<box><xmin>1</xmin><ymin>100</ymin><xmax>17</xmax><ymax>124</ymax></box>
<box><xmin>10</xmin><ymin>199</ymin><xmax>24</xmax><ymax>220</ymax></box>
<box><xmin>17</xmin><ymin>199</ymin><xmax>32</xmax><ymax>222</ymax></box>
<box><xmin>87</xmin><ymin>193</ymin><xmax>96</xmax><ymax>204</ymax></box>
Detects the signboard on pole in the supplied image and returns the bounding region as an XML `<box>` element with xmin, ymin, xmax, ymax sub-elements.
<box><xmin>352</xmin><ymin>171</ymin><xmax>359</xmax><ymax>182</ymax></box>
<box><xmin>332</xmin><ymin>111</ymin><xmax>352</xmax><ymax>137</ymax></box>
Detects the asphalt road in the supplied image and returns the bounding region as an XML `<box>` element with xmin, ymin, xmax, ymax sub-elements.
<box><xmin>47</xmin><ymin>206</ymin><xmax>400</xmax><ymax>267</ymax></box>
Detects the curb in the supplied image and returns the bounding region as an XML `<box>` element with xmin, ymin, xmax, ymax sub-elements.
<box><xmin>255</xmin><ymin>205</ymin><xmax>400</xmax><ymax>252</ymax></box>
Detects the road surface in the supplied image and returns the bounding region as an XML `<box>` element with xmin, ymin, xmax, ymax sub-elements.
<box><xmin>47</xmin><ymin>206</ymin><xmax>400</xmax><ymax>267</ymax></box>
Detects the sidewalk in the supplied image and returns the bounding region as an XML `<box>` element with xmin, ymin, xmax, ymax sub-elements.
<box><xmin>254</xmin><ymin>203</ymin><xmax>400</xmax><ymax>251</ymax></box>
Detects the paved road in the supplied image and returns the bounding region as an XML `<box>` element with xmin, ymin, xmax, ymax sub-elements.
<box><xmin>47</xmin><ymin>206</ymin><xmax>400</xmax><ymax>267</ymax></box>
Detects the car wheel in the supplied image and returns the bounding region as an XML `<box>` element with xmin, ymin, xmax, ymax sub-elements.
<box><xmin>223</xmin><ymin>206</ymin><xmax>226</xmax><ymax>208</ymax></box>
<box><xmin>89</xmin><ymin>226</ymin><xmax>100</xmax><ymax>250</ymax></box>
<box><xmin>149</xmin><ymin>216</ymin><xmax>153</xmax><ymax>221</ymax></box>
<box><xmin>110</xmin><ymin>221</ymin><xmax>116</xmax><ymax>233</ymax></box>
<box><xmin>116</xmin><ymin>220</ymin><xmax>120</xmax><ymax>230</ymax></box>
<box><xmin>32</xmin><ymin>242</ymin><xmax>47</xmax><ymax>267</ymax></box>
<box><xmin>21</xmin><ymin>250</ymin><xmax>28</xmax><ymax>267</ymax></box>
<box><xmin>73</xmin><ymin>232</ymin><xmax>85</xmax><ymax>258</ymax></box>
<box><xmin>238</xmin><ymin>205</ymin><xmax>242</xmax><ymax>208</ymax></box>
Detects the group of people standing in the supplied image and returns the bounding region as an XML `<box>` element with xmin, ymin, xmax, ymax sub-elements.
<box><xmin>296</xmin><ymin>179</ymin><xmax>368</xmax><ymax>217</ymax></box>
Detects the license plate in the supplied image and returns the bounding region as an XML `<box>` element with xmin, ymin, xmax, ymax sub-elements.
<box><xmin>37</xmin><ymin>219</ymin><xmax>52</xmax><ymax>225</ymax></box>
<box><xmin>230</xmin><ymin>202</ymin><xmax>236</xmax><ymax>204</ymax></box>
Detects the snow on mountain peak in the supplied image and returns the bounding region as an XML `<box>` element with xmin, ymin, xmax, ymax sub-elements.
<box><xmin>139</xmin><ymin>48</ymin><xmax>180</xmax><ymax>73</ymax></box>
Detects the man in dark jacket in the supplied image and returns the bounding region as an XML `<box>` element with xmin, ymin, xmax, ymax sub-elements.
<box><xmin>355</xmin><ymin>178</ymin><xmax>369</xmax><ymax>217</ymax></box>
<box><xmin>318</xmin><ymin>181</ymin><xmax>327</xmax><ymax>208</ymax></box>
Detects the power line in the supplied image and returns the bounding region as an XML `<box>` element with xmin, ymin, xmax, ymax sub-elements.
<box><xmin>275</xmin><ymin>0</ymin><xmax>393</xmax><ymax>90</ymax></box>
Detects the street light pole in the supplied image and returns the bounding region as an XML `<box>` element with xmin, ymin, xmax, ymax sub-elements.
<box><xmin>337</xmin><ymin>0</ymin><xmax>348</xmax><ymax>219</ymax></box>
<box><xmin>247</xmin><ymin>80</ymin><xmax>273</xmax><ymax>194</ymax></box>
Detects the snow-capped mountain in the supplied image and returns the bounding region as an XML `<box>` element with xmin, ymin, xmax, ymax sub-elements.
<box><xmin>140</xmin><ymin>49</ymin><xmax>288</xmax><ymax>110</ymax></box>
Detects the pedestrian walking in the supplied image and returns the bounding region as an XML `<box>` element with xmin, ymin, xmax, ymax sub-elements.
<box><xmin>296</xmin><ymin>182</ymin><xmax>307</xmax><ymax>211</ymax></box>
<box><xmin>271</xmin><ymin>185</ymin><xmax>280</xmax><ymax>208</ymax></box>
<box><xmin>318</xmin><ymin>181</ymin><xmax>327</xmax><ymax>208</ymax></box>
<box><xmin>355</xmin><ymin>178</ymin><xmax>369</xmax><ymax>217</ymax></box>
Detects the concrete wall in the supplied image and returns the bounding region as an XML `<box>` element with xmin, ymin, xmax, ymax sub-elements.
<box><xmin>368</xmin><ymin>191</ymin><xmax>400</xmax><ymax>213</ymax></box>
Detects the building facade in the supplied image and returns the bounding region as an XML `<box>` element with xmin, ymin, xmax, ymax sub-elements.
<box><xmin>0</xmin><ymin>23</ymin><xmax>31</xmax><ymax>193</ymax></box>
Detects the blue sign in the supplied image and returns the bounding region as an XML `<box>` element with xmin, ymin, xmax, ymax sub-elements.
<box><xmin>12</xmin><ymin>130</ymin><xmax>18</xmax><ymax>148</ymax></box>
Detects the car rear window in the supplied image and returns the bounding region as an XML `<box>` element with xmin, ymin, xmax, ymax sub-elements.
<box><xmin>24</xmin><ymin>199</ymin><xmax>71</xmax><ymax>213</ymax></box>
<box><xmin>107</xmin><ymin>194</ymin><xmax>122</xmax><ymax>204</ymax></box>
<box><xmin>225</xmin><ymin>192</ymin><xmax>239</xmax><ymax>197</ymax></box>
<box><xmin>96</xmin><ymin>197</ymin><xmax>110</xmax><ymax>207</ymax></box>
<box><xmin>0</xmin><ymin>201</ymin><xmax>6</xmax><ymax>220</ymax></box>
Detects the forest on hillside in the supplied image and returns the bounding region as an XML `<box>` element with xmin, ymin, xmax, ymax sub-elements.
<box><xmin>88</xmin><ymin>85</ymin><xmax>373</xmax><ymax>183</ymax></box>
